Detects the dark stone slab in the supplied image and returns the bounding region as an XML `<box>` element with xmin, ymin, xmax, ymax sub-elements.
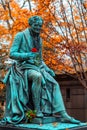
<box><xmin>0</xmin><ymin>125</ymin><xmax>36</xmax><ymax>130</ymax></box>
<box><xmin>0</xmin><ymin>125</ymin><xmax>87</xmax><ymax>130</ymax></box>
<box><xmin>70</xmin><ymin>126</ymin><xmax>87</xmax><ymax>130</ymax></box>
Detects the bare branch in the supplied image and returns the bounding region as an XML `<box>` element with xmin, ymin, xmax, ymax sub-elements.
<box><xmin>27</xmin><ymin>0</ymin><xmax>32</xmax><ymax>11</ymax></box>
<box><xmin>0</xmin><ymin>0</ymin><xmax>11</xmax><ymax>29</ymax></box>
<box><xmin>6</xmin><ymin>2</ymin><xmax>14</xmax><ymax>22</ymax></box>
<box><xmin>21</xmin><ymin>0</ymin><xmax>26</xmax><ymax>8</ymax></box>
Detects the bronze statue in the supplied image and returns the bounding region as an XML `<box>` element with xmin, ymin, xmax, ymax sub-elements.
<box><xmin>1</xmin><ymin>16</ymin><xmax>80</xmax><ymax>125</ymax></box>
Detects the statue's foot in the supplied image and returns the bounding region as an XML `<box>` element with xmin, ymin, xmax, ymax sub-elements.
<box><xmin>61</xmin><ymin>117</ymin><xmax>81</xmax><ymax>124</ymax></box>
<box><xmin>36</xmin><ymin>111</ymin><xmax>43</xmax><ymax>118</ymax></box>
<box><xmin>60</xmin><ymin>111</ymin><xmax>81</xmax><ymax>124</ymax></box>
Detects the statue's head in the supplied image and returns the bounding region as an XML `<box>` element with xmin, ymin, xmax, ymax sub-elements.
<box><xmin>28</xmin><ymin>16</ymin><xmax>43</xmax><ymax>33</ymax></box>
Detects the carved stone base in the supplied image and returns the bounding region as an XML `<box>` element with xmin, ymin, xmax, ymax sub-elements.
<box><xmin>0</xmin><ymin>117</ymin><xmax>87</xmax><ymax>130</ymax></box>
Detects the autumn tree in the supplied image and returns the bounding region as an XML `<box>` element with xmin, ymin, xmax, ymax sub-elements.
<box><xmin>32</xmin><ymin>0</ymin><xmax>87</xmax><ymax>88</ymax></box>
<box><xmin>0</xmin><ymin>0</ymin><xmax>29</xmax><ymax>90</ymax></box>
<box><xmin>0</xmin><ymin>43</ymin><xmax>9</xmax><ymax>76</ymax></box>
<box><xmin>0</xmin><ymin>0</ymin><xmax>34</xmax><ymax>70</ymax></box>
<box><xmin>0</xmin><ymin>43</ymin><xmax>8</xmax><ymax>95</ymax></box>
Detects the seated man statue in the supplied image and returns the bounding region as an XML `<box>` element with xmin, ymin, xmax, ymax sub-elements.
<box><xmin>2</xmin><ymin>15</ymin><xmax>80</xmax><ymax>124</ymax></box>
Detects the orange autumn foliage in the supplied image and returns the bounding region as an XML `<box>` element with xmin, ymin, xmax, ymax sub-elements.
<box><xmin>0</xmin><ymin>82</ymin><xmax>5</xmax><ymax>90</ymax></box>
<box><xmin>0</xmin><ymin>0</ymin><xmax>87</xmax><ymax>88</ymax></box>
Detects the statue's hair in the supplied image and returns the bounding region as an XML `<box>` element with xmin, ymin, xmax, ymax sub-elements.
<box><xmin>28</xmin><ymin>15</ymin><xmax>43</xmax><ymax>26</ymax></box>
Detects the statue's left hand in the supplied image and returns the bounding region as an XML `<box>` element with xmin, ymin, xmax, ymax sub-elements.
<box><xmin>48</xmin><ymin>69</ymin><xmax>55</xmax><ymax>77</ymax></box>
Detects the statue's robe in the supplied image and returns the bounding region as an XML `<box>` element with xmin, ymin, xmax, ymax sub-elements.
<box><xmin>2</xmin><ymin>28</ymin><xmax>65</xmax><ymax>124</ymax></box>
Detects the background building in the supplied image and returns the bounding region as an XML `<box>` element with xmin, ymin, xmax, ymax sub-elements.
<box><xmin>56</xmin><ymin>74</ymin><xmax>87</xmax><ymax>122</ymax></box>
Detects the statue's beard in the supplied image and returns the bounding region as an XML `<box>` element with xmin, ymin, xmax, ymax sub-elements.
<box><xmin>30</xmin><ymin>28</ymin><xmax>40</xmax><ymax>37</ymax></box>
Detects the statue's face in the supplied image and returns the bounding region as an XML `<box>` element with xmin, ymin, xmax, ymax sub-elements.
<box><xmin>31</xmin><ymin>20</ymin><xmax>43</xmax><ymax>33</ymax></box>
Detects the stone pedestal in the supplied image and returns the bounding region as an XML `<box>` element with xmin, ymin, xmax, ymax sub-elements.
<box><xmin>0</xmin><ymin>117</ymin><xmax>87</xmax><ymax>130</ymax></box>
<box><xmin>0</xmin><ymin>124</ymin><xmax>87</xmax><ymax>130</ymax></box>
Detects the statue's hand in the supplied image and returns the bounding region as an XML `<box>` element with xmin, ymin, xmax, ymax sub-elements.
<box><xmin>48</xmin><ymin>69</ymin><xmax>55</xmax><ymax>77</ymax></box>
<box><xmin>32</xmin><ymin>52</ymin><xmax>39</xmax><ymax>58</ymax></box>
<box><xmin>31</xmin><ymin>52</ymin><xmax>41</xmax><ymax>66</ymax></box>
<box><xmin>29</xmin><ymin>52</ymin><xmax>39</xmax><ymax>64</ymax></box>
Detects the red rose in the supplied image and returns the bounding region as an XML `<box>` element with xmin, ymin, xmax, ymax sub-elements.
<box><xmin>30</xmin><ymin>113</ymin><xmax>36</xmax><ymax>118</ymax></box>
<box><xmin>31</xmin><ymin>48</ymin><xmax>38</xmax><ymax>52</ymax></box>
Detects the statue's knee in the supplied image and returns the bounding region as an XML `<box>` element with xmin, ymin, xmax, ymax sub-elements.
<box><xmin>35</xmin><ymin>73</ymin><xmax>42</xmax><ymax>79</ymax></box>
